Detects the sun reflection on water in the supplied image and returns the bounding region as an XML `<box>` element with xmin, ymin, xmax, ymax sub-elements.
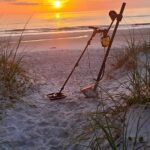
<box><xmin>55</xmin><ymin>13</ymin><xmax>60</xmax><ymax>19</ymax></box>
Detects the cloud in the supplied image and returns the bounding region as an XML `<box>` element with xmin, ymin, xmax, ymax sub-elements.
<box><xmin>0</xmin><ymin>0</ymin><xmax>40</xmax><ymax>6</ymax></box>
<box><xmin>12</xmin><ymin>2</ymin><xmax>39</xmax><ymax>6</ymax></box>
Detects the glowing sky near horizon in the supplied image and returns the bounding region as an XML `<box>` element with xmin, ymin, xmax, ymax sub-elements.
<box><xmin>0</xmin><ymin>0</ymin><xmax>150</xmax><ymax>14</ymax></box>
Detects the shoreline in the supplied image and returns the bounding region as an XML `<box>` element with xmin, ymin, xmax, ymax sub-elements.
<box><xmin>0</xmin><ymin>24</ymin><xmax>150</xmax><ymax>37</ymax></box>
<box><xmin>10</xmin><ymin>27</ymin><xmax>150</xmax><ymax>52</ymax></box>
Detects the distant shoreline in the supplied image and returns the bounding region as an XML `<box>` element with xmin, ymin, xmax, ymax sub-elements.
<box><xmin>0</xmin><ymin>23</ymin><xmax>150</xmax><ymax>38</ymax></box>
<box><xmin>0</xmin><ymin>27</ymin><xmax>147</xmax><ymax>53</ymax></box>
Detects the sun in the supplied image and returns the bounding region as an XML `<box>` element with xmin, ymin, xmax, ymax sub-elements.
<box><xmin>53</xmin><ymin>1</ymin><xmax>61</xmax><ymax>8</ymax></box>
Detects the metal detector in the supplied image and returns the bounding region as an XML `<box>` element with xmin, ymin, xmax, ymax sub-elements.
<box><xmin>81</xmin><ymin>3</ymin><xmax>126</xmax><ymax>98</ymax></box>
<box><xmin>47</xmin><ymin>2</ymin><xmax>126</xmax><ymax>100</ymax></box>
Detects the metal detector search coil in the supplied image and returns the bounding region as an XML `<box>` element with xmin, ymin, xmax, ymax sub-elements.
<box><xmin>81</xmin><ymin>84</ymin><xmax>98</xmax><ymax>98</ymax></box>
<box><xmin>47</xmin><ymin>92</ymin><xmax>66</xmax><ymax>100</ymax></box>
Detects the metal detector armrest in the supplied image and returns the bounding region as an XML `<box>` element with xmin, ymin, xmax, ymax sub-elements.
<box><xmin>89</xmin><ymin>26</ymin><xmax>106</xmax><ymax>34</ymax></box>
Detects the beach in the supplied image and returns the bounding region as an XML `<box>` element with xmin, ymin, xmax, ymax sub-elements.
<box><xmin>0</xmin><ymin>27</ymin><xmax>150</xmax><ymax>149</ymax></box>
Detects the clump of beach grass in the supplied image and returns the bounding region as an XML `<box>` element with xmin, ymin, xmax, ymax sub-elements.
<box><xmin>0</xmin><ymin>36</ymin><xmax>32</xmax><ymax>121</ymax></box>
<box><xmin>0</xmin><ymin>37</ymin><xmax>29</xmax><ymax>100</ymax></box>
<box><xmin>0</xmin><ymin>19</ymin><xmax>33</xmax><ymax>110</ymax></box>
<box><xmin>113</xmin><ymin>31</ymin><xmax>150</xmax><ymax>105</ymax></box>
<box><xmin>113</xmin><ymin>31</ymin><xmax>150</xmax><ymax>70</ymax></box>
<box><xmin>75</xmin><ymin>92</ymin><xmax>150</xmax><ymax>150</ymax></box>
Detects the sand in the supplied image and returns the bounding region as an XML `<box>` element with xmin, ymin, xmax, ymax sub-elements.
<box><xmin>0</xmin><ymin>28</ymin><xmax>150</xmax><ymax>150</ymax></box>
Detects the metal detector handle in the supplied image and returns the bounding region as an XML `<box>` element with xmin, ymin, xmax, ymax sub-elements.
<box><xmin>89</xmin><ymin>26</ymin><xmax>98</xmax><ymax>30</ymax></box>
<box><xmin>119</xmin><ymin>3</ymin><xmax>126</xmax><ymax>19</ymax></box>
<box><xmin>59</xmin><ymin>28</ymin><xmax>97</xmax><ymax>93</ymax></box>
<box><xmin>94</xmin><ymin>2</ymin><xmax>126</xmax><ymax>90</ymax></box>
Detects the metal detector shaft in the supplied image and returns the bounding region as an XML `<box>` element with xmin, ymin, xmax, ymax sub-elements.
<box><xmin>59</xmin><ymin>29</ymin><xmax>98</xmax><ymax>93</ymax></box>
<box><xmin>94</xmin><ymin>2</ymin><xmax>126</xmax><ymax>90</ymax></box>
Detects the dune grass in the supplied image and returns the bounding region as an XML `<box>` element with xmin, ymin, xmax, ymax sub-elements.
<box><xmin>76</xmin><ymin>31</ymin><xmax>150</xmax><ymax>149</ymax></box>
<box><xmin>0</xmin><ymin>34</ymin><xmax>33</xmax><ymax>113</ymax></box>
<box><xmin>0</xmin><ymin>18</ymin><xmax>33</xmax><ymax>111</ymax></box>
<box><xmin>0</xmin><ymin>38</ymin><xmax>28</xmax><ymax>99</ymax></box>
<box><xmin>113</xmin><ymin>31</ymin><xmax>150</xmax><ymax>105</ymax></box>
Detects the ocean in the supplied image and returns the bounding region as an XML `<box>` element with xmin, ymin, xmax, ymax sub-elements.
<box><xmin>0</xmin><ymin>7</ymin><xmax>150</xmax><ymax>37</ymax></box>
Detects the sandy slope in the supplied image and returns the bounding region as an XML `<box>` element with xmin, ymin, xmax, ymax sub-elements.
<box><xmin>0</xmin><ymin>49</ymin><xmax>125</xmax><ymax>150</ymax></box>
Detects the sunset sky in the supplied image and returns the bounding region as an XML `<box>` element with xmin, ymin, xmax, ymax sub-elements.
<box><xmin>0</xmin><ymin>0</ymin><xmax>150</xmax><ymax>14</ymax></box>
